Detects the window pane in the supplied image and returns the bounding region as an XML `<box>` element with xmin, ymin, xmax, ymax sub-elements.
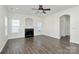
<box><xmin>12</xmin><ymin>20</ymin><xmax>20</xmax><ymax>26</ymax></box>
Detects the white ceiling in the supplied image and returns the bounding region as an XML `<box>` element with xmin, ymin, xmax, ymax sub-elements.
<box><xmin>7</xmin><ymin>5</ymin><xmax>77</xmax><ymax>16</ymax></box>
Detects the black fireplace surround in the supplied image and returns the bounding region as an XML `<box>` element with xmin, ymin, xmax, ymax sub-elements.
<box><xmin>25</xmin><ymin>28</ymin><xmax>34</xmax><ymax>38</ymax></box>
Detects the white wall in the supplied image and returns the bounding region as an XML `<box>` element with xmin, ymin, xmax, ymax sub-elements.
<box><xmin>43</xmin><ymin>14</ymin><xmax>59</xmax><ymax>39</ymax></box>
<box><xmin>65</xmin><ymin>15</ymin><xmax>70</xmax><ymax>36</ymax></box>
<box><xmin>8</xmin><ymin>13</ymin><xmax>43</xmax><ymax>39</ymax></box>
<box><xmin>43</xmin><ymin>6</ymin><xmax>79</xmax><ymax>44</ymax></box>
<box><xmin>0</xmin><ymin>6</ymin><xmax>8</xmax><ymax>52</ymax></box>
<box><xmin>25</xmin><ymin>18</ymin><xmax>33</xmax><ymax>28</ymax></box>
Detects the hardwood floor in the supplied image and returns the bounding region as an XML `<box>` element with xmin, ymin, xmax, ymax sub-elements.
<box><xmin>1</xmin><ymin>35</ymin><xmax>79</xmax><ymax>54</ymax></box>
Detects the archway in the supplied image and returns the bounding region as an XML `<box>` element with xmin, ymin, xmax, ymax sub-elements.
<box><xmin>60</xmin><ymin>15</ymin><xmax>70</xmax><ymax>40</ymax></box>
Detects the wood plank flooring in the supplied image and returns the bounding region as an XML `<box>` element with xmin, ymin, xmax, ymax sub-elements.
<box><xmin>1</xmin><ymin>35</ymin><xmax>79</xmax><ymax>54</ymax></box>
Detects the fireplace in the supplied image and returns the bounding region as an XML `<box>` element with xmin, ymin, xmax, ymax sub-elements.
<box><xmin>25</xmin><ymin>28</ymin><xmax>34</xmax><ymax>38</ymax></box>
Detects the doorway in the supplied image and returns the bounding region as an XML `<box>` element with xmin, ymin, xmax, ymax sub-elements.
<box><xmin>60</xmin><ymin>15</ymin><xmax>70</xmax><ymax>41</ymax></box>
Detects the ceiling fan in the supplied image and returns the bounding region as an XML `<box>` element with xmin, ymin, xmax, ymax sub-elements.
<box><xmin>32</xmin><ymin>5</ymin><xmax>51</xmax><ymax>14</ymax></box>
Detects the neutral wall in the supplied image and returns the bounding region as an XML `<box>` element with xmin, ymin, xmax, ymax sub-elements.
<box><xmin>8</xmin><ymin>13</ymin><xmax>43</xmax><ymax>39</ymax></box>
<box><xmin>0</xmin><ymin>6</ymin><xmax>8</xmax><ymax>52</ymax></box>
<box><xmin>65</xmin><ymin>15</ymin><xmax>70</xmax><ymax>36</ymax></box>
<box><xmin>43</xmin><ymin>14</ymin><xmax>59</xmax><ymax>39</ymax></box>
<box><xmin>43</xmin><ymin>6</ymin><xmax>79</xmax><ymax>44</ymax></box>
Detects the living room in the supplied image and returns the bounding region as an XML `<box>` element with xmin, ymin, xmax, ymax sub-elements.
<box><xmin>1</xmin><ymin>5</ymin><xmax>79</xmax><ymax>54</ymax></box>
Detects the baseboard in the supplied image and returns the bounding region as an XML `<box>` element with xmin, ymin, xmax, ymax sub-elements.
<box><xmin>8</xmin><ymin>37</ymin><xmax>25</xmax><ymax>40</ymax></box>
<box><xmin>43</xmin><ymin>34</ymin><xmax>60</xmax><ymax>39</ymax></box>
<box><xmin>70</xmin><ymin>40</ymin><xmax>79</xmax><ymax>44</ymax></box>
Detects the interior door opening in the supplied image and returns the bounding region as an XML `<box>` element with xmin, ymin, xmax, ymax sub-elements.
<box><xmin>60</xmin><ymin>15</ymin><xmax>70</xmax><ymax>41</ymax></box>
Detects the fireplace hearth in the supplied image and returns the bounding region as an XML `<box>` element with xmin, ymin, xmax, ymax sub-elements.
<box><xmin>25</xmin><ymin>28</ymin><xmax>34</xmax><ymax>38</ymax></box>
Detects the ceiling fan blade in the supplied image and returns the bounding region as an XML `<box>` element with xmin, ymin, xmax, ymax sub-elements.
<box><xmin>43</xmin><ymin>9</ymin><xmax>50</xmax><ymax>11</ymax></box>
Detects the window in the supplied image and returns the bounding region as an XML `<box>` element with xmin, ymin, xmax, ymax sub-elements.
<box><xmin>12</xmin><ymin>19</ymin><xmax>20</xmax><ymax>33</ymax></box>
<box><xmin>37</xmin><ymin>22</ymin><xmax>42</xmax><ymax>32</ymax></box>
